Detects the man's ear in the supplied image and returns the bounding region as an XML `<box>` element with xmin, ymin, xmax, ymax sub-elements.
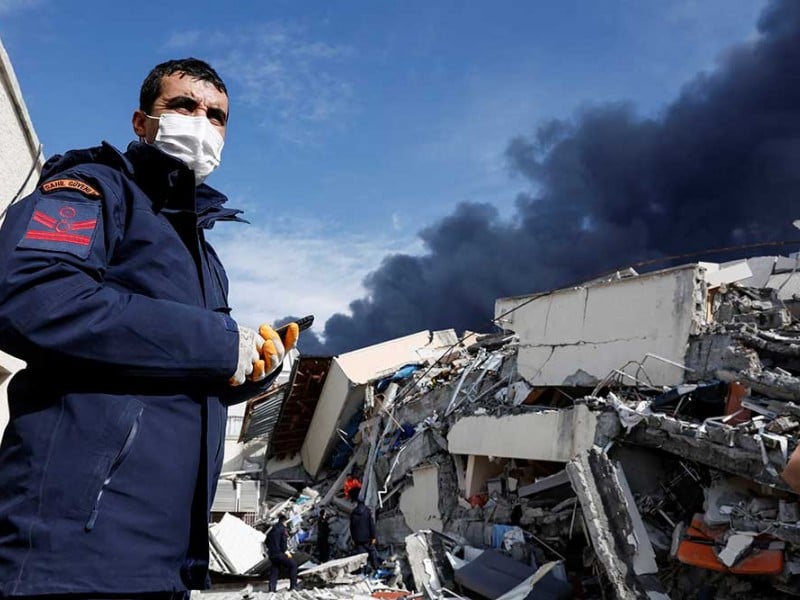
<box><xmin>132</xmin><ymin>110</ymin><xmax>148</xmax><ymax>139</ymax></box>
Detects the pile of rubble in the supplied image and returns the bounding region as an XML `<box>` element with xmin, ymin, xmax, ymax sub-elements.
<box><xmin>199</xmin><ymin>256</ymin><xmax>800</xmax><ymax>599</ymax></box>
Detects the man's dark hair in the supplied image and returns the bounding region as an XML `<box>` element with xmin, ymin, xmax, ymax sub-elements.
<box><xmin>348</xmin><ymin>486</ymin><xmax>360</xmax><ymax>502</ymax></box>
<box><xmin>139</xmin><ymin>58</ymin><xmax>228</xmax><ymax>113</ymax></box>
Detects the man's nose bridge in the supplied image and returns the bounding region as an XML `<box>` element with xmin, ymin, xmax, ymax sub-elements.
<box><xmin>191</xmin><ymin>103</ymin><xmax>210</xmax><ymax>117</ymax></box>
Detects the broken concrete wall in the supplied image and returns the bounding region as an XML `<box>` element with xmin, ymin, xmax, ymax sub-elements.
<box><xmin>399</xmin><ymin>464</ymin><xmax>443</xmax><ymax>532</ymax></box>
<box><xmin>384</xmin><ymin>429</ymin><xmax>444</xmax><ymax>486</ymax></box>
<box><xmin>496</xmin><ymin>264</ymin><xmax>707</xmax><ymax>388</ymax></box>
<box><xmin>300</xmin><ymin>359</ymin><xmax>356</xmax><ymax>478</ymax></box>
<box><xmin>566</xmin><ymin>448</ymin><xmax>667</xmax><ymax>600</ymax></box>
<box><xmin>448</xmin><ymin>405</ymin><xmax>598</xmax><ymax>462</ymax></box>
<box><xmin>301</xmin><ymin>330</ymin><xmax>454</xmax><ymax>477</ymax></box>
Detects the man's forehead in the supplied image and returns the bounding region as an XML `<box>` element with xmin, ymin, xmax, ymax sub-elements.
<box><xmin>158</xmin><ymin>73</ymin><xmax>228</xmax><ymax>107</ymax></box>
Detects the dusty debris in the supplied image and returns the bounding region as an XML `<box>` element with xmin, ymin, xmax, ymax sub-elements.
<box><xmin>206</xmin><ymin>255</ymin><xmax>800</xmax><ymax>599</ymax></box>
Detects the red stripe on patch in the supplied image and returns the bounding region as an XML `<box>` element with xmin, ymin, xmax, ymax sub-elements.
<box><xmin>70</xmin><ymin>219</ymin><xmax>97</xmax><ymax>231</ymax></box>
<box><xmin>25</xmin><ymin>230</ymin><xmax>91</xmax><ymax>246</ymax></box>
<box><xmin>32</xmin><ymin>211</ymin><xmax>57</xmax><ymax>229</ymax></box>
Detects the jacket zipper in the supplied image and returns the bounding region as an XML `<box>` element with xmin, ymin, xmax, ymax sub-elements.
<box><xmin>85</xmin><ymin>410</ymin><xmax>142</xmax><ymax>531</ymax></box>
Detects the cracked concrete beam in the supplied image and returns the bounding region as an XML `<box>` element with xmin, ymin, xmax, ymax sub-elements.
<box><xmin>405</xmin><ymin>532</ymin><xmax>442</xmax><ymax>600</ymax></box>
<box><xmin>448</xmin><ymin>406</ymin><xmax>597</xmax><ymax>462</ymax></box>
<box><xmin>626</xmin><ymin>424</ymin><xmax>791</xmax><ymax>492</ymax></box>
<box><xmin>735</xmin><ymin>329</ymin><xmax>800</xmax><ymax>357</ymax></box>
<box><xmin>297</xmin><ymin>553</ymin><xmax>369</xmax><ymax>586</ymax></box>
<box><xmin>717</xmin><ymin>368</ymin><xmax>800</xmax><ymax>402</ymax></box>
<box><xmin>566</xmin><ymin>448</ymin><xmax>670</xmax><ymax>600</ymax></box>
<box><xmin>729</xmin><ymin>516</ymin><xmax>800</xmax><ymax>545</ymax></box>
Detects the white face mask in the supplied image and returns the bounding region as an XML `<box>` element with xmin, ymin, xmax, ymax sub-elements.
<box><xmin>146</xmin><ymin>113</ymin><xmax>224</xmax><ymax>185</ymax></box>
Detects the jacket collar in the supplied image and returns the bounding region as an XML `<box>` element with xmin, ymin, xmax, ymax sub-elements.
<box><xmin>124</xmin><ymin>141</ymin><xmax>196</xmax><ymax>213</ymax></box>
<box><xmin>122</xmin><ymin>141</ymin><xmax>247</xmax><ymax>229</ymax></box>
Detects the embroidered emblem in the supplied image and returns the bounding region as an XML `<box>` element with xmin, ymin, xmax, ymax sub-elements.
<box><xmin>17</xmin><ymin>198</ymin><xmax>100</xmax><ymax>259</ymax></box>
<box><xmin>40</xmin><ymin>178</ymin><xmax>102</xmax><ymax>199</ymax></box>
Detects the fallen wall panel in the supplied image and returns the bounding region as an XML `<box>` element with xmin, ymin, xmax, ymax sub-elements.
<box><xmin>566</xmin><ymin>448</ymin><xmax>669</xmax><ymax>600</ymax></box>
<box><xmin>495</xmin><ymin>265</ymin><xmax>706</xmax><ymax>388</ymax></box>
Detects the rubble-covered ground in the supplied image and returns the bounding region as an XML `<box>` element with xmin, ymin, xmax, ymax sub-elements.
<box><xmin>201</xmin><ymin>257</ymin><xmax>800</xmax><ymax>599</ymax></box>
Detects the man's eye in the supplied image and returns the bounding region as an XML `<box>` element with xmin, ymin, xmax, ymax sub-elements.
<box><xmin>207</xmin><ymin>111</ymin><xmax>227</xmax><ymax>126</ymax></box>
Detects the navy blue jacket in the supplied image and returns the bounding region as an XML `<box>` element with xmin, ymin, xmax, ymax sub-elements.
<box><xmin>265</xmin><ymin>522</ymin><xmax>289</xmax><ymax>558</ymax></box>
<box><xmin>349</xmin><ymin>501</ymin><xmax>376</xmax><ymax>544</ymax></box>
<box><xmin>0</xmin><ymin>141</ymin><xmax>270</xmax><ymax>595</ymax></box>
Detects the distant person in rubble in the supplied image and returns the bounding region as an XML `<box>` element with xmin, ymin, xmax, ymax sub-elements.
<box><xmin>343</xmin><ymin>470</ymin><xmax>363</xmax><ymax>499</ymax></box>
<box><xmin>349</xmin><ymin>486</ymin><xmax>380</xmax><ymax>571</ymax></box>
<box><xmin>317</xmin><ymin>508</ymin><xmax>332</xmax><ymax>562</ymax></box>
<box><xmin>0</xmin><ymin>58</ymin><xmax>301</xmax><ymax>599</ymax></box>
<box><xmin>782</xmin><ymin>446</ymin><xmax>800</xmax><ymax>494</ymax></box>
<box><xmin>266</xmin><ymin>514</ymin><xmax>298</xmax><ymax>592</ymax></box>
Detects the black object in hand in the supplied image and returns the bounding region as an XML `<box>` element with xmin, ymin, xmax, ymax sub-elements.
<box><xmin>276</xmin><ymin>315</ymin><xmax>314</xmax><ymax>337</ymax></box>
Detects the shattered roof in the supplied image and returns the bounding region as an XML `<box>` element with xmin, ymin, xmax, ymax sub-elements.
<box><xmin>269</xmin><ymin>356</ymin><xmax>332</xmax><ymax>458</ymax></box>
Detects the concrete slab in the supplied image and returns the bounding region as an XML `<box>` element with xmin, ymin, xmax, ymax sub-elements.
<box><xmin>208</xmin><ymin>513</ymin><xmax>266</xmax><ymax>575</ymax></box>
<box><xmin>566</xmin><ymin>448</ymin><xmax>667</xmax><ymax>599</ymax></box>
<box><xmin>518</xmin><ymin>470</ymin><xmax>570</xmax><ymax>497</ymax></box>
<box><xmin>301</xmin><ymin>330</ymin><xmax>457</xmax><ymax>477</ymax></box>
<box><xmin>405</xmin><ymin>532</ymin><xmax>442</xmax><ymax>600</ymax></box>
<box><xmin>399</xmin><ymin>464</ymin><xmax>443</xmax><ymax>532</ymax></box>
<box><xmin>449</xmin><ymin>406</ymin><xmax>597</xmax><ymax>462</ymax></box>
<box><xmin>495</xmin><ymin>264</ymin><xmax>706</xmax><ymax>388</ymax></box>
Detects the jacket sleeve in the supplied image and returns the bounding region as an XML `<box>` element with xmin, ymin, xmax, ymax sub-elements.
<box><xmin>369</xmin><ymin>510</ymin><xmax>376</xmax><ymax>541</ymax></box>
<box><xmin>0</xmin><ymin>172</ymin><xmax>238</xmax><ymax>379</ymax></box>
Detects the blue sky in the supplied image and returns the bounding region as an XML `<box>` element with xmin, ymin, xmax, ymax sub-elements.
<box><xmin>0</xmin><ymin>0</ymin><xmax>766</xmax><ymax>332</ymax></box>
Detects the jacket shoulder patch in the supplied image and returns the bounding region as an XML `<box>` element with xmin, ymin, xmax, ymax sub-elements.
<box><xmin>17</xmin><ymin>197</ymin><xmax>101</xmax><ymax>259</ymax></box>
<box><xmin>41</xmin><ymin>178</ymin><xmax>102</xmax><ymax>199</ymax></box>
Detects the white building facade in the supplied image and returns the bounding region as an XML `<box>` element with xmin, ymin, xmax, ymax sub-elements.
<box><xmin>0</xmin><ymin>39</ymin><xmax>43</xmax><ymax>435</ymax></box>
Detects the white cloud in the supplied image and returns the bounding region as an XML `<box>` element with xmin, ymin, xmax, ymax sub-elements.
<box><xmin>207</xmin><ymin>216</ymin><xmax>419</xmax><ymax>334</ymax></box>
<box><xmin>164</xmin><ymin>30</ymin><xmax>204</xmax><ymax>49</ymax></box>
<box><xmin>0</xmin><ymin>0</ymin><xmax>41</xmax><ymax>15</ymax></box>
<box><xmin>391</xmin><ymin>212</ymin><xmax>403</xmax><ymax>231</ymax></box>
<box><xmin>165</xmin><ymin>22</ymin><xmax>353</xmax><ymax>145</ymax></box>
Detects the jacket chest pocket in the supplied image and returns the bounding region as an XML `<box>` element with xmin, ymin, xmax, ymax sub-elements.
<box><xmin>41</xmin><ymin>395</ymin><xmax>144</xmax><ymax>527</ymax></box>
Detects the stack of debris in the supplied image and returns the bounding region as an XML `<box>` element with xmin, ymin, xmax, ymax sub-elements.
<box><xmin>200</xmin><ymin>255</ymin><xmax>800</xmax><ymax>599</ymax></box>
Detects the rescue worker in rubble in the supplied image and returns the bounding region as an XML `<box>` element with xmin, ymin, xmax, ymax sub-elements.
<box><xmin>0</xmin><ymin>58</ymin><xmax>300</xmax><ymax>599</ymax></box>
<box><xmin>266</xmin><ymin>514</ymin><xmax>298</xmax><ymax>592</ymax></box>
<box><xmin>343</xmin><ymin>469</ymin><xmax>362</xmax><ymax>499</ymax></box>
<box><xmin>348</xmin><ymin>486</ymin><xmax>380</xmax><ymax>571</ymax></box>
<box><xmin>317</xmin><ymin>507</ymin><xmax>332</xmax><ymax>563</ymax></box>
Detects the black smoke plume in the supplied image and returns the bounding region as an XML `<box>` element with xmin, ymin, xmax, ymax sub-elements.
<box><xmin>294</xmin><ymin>0</ymin><xmax>800</xmax><ymax>355</ymax></box>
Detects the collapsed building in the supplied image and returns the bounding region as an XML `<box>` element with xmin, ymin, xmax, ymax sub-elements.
<box><xmin>201</xmin><ymin>256</ymin><xmax>800</xmax><ymax>599</ymax></box>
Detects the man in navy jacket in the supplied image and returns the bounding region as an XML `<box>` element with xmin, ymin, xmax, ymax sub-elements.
<box><xmin>0</xmin><ymin>58</ymin><xmax>295</xmax><ymax>599</ymax></box>
<box><xmin>348</xmin><ymin>487</ymin><xmax>379</xmax><ymax>571</ymax></box>
<box><xmin>265</xmin><ymin>514</ymin><xmax>298</xmax><ymax>592</ymax></box>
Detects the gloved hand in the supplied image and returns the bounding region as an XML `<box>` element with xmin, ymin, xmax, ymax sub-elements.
<box><xmin>229</xmin><ymin>326</ymin><xmax>267</xmax><ymax>386</ymax></box>
<box><xmin>251</xmin><ymin>324</ymin><xmax>298</xmax><ymax>380</ymax></box>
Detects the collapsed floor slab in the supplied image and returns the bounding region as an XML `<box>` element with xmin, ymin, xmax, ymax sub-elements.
<box><xmin>448</xmin><ymin>405</ymin><xmax>597</xmax><ymax>462</ymax></box>
<box><xmin>566</xmin><ymin>447</ymin><xmax>669</xmax><ymax>600</ymax></box>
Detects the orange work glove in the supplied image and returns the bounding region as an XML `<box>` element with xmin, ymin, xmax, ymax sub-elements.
<box><xmin>251</xmin><ymin>323</ymin><xmax>299</xmax><ymax>380</ymax></box>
